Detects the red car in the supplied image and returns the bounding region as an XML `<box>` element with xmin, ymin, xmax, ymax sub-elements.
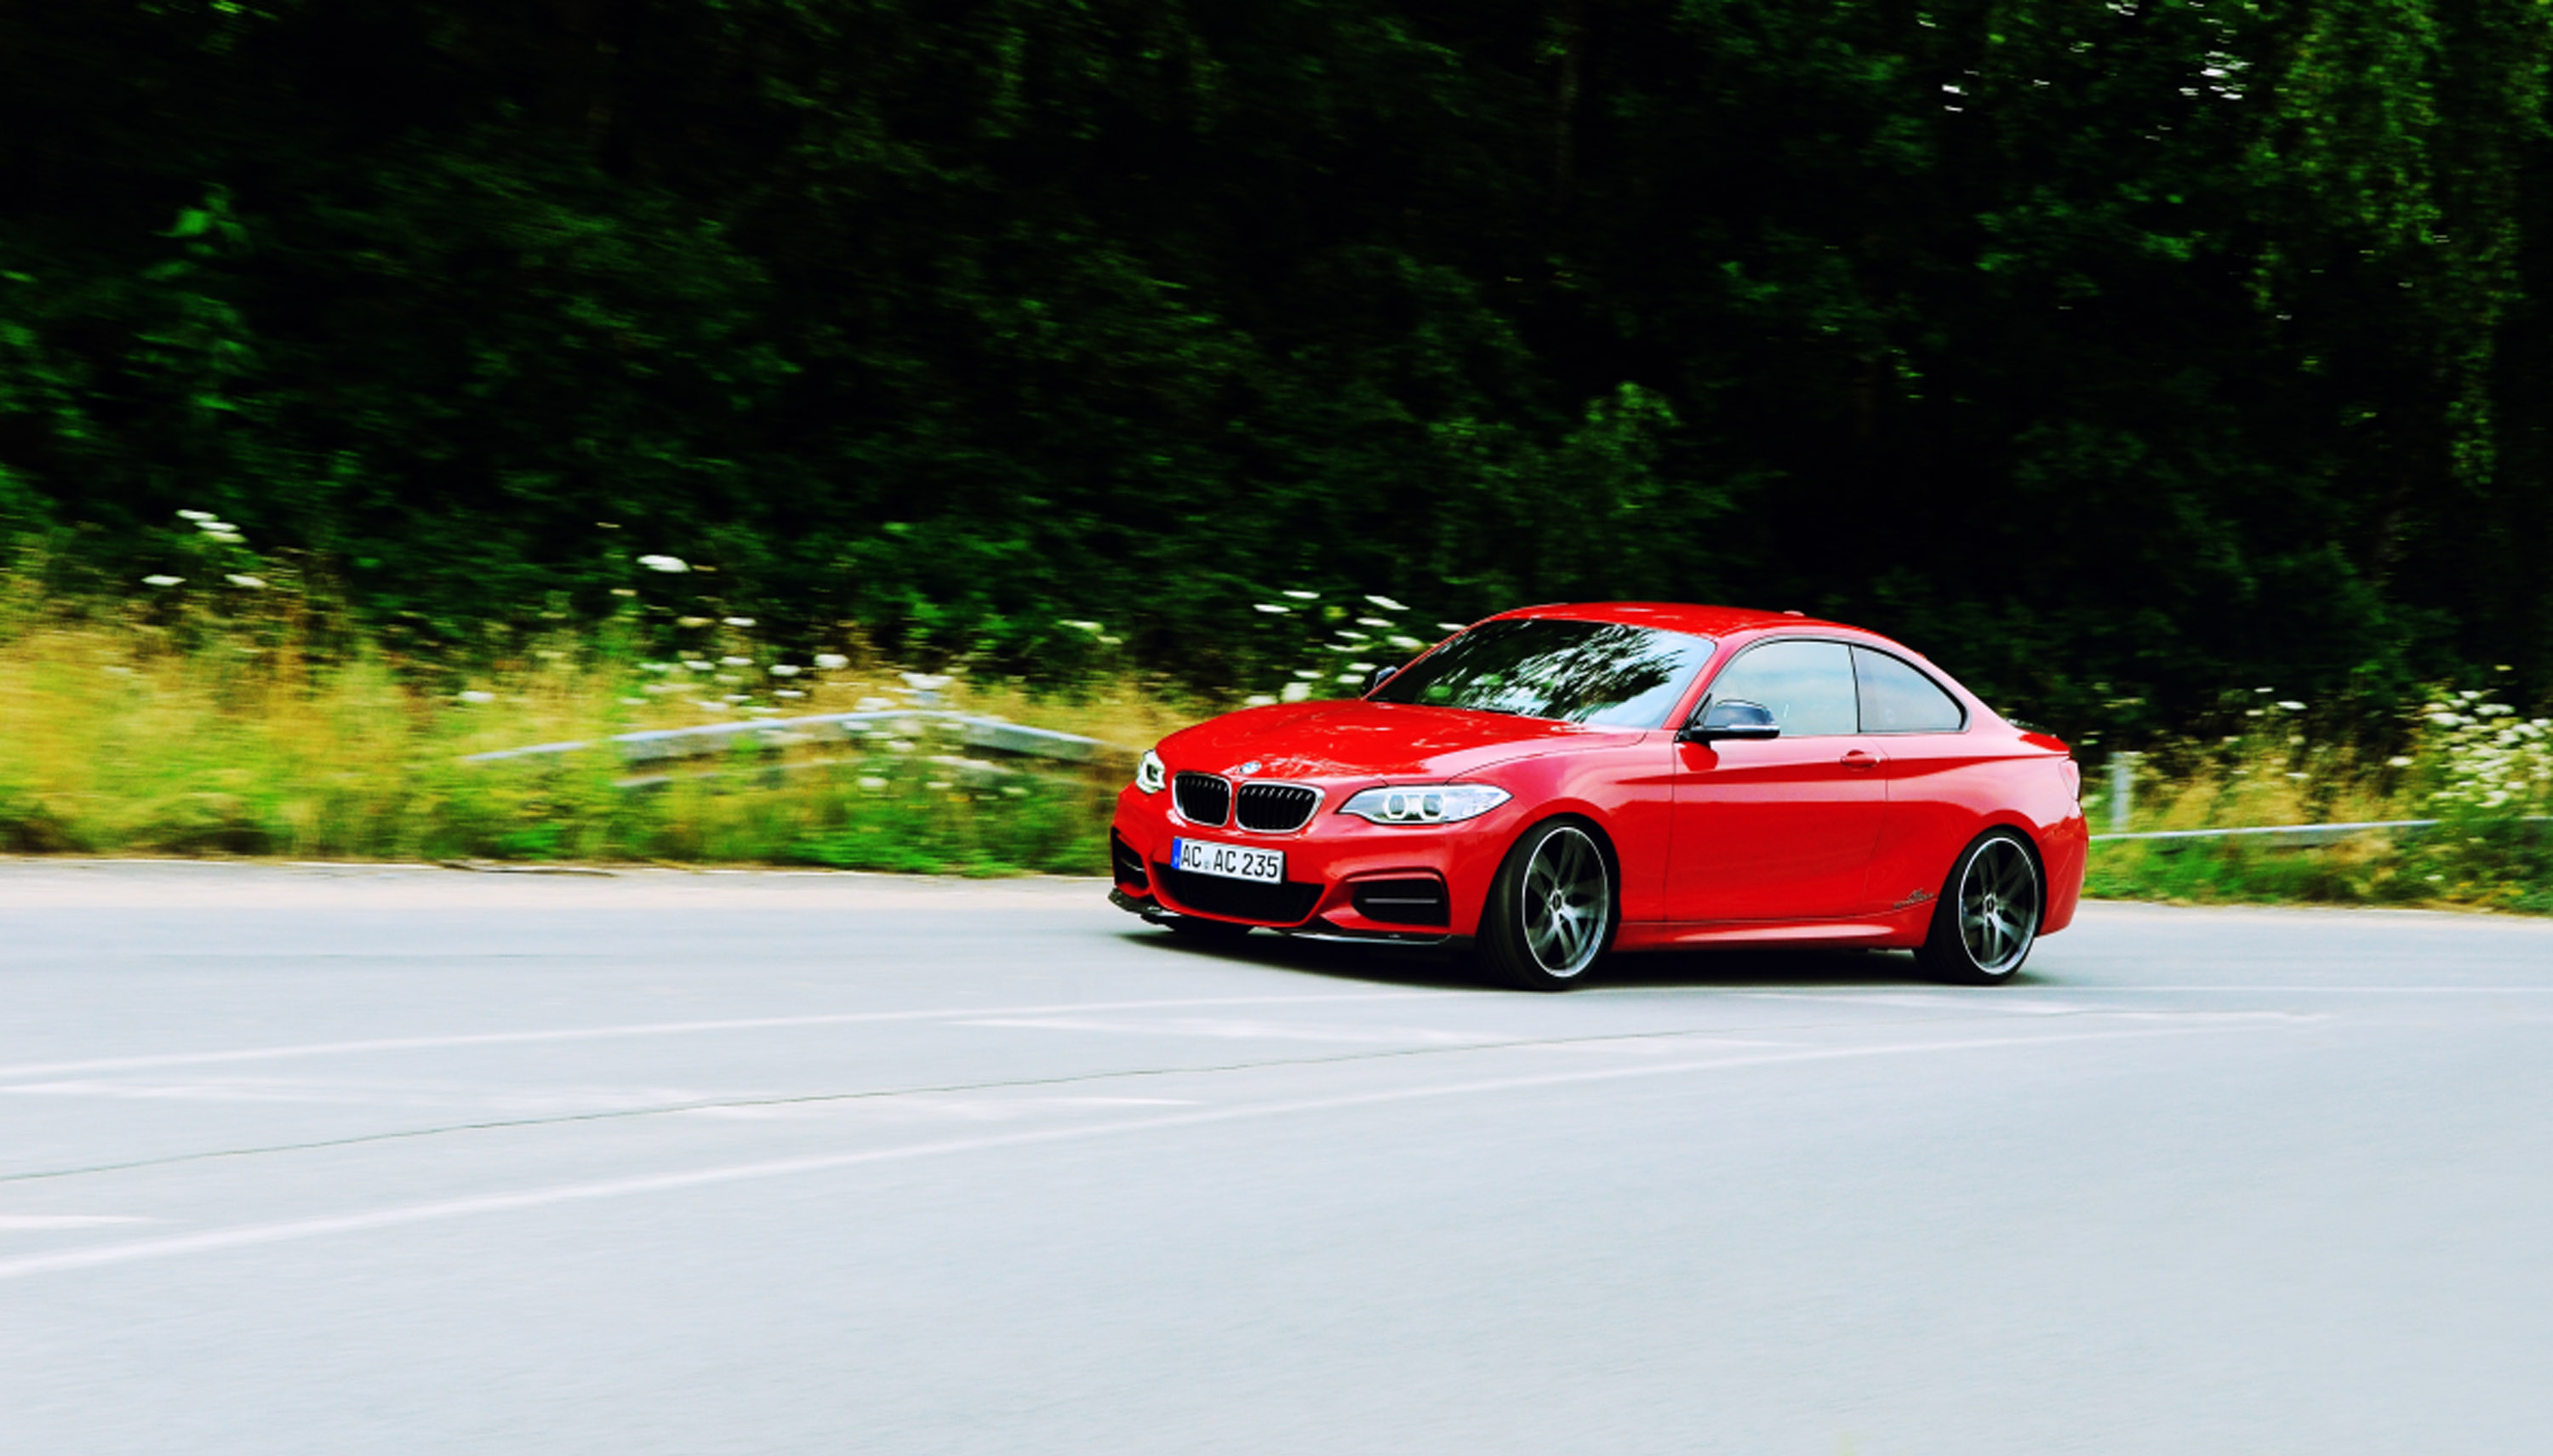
<box><xmin>1108</xmin><ymin>603</ymin><xmax>2088</xmax><ymax>990</ymax></box>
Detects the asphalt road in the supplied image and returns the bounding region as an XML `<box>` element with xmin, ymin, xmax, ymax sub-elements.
<box><xmin>3</xmin><ymin>862</ymin><xmax>2550</xmax><ymax>1454</ymax></box>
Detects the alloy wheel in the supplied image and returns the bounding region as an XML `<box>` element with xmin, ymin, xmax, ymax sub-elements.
<box><xmin>1521</xmin><ymin>825</ymin><xmax>1610</xmax><ymax>978</ymax></box>
<box><xmin>1955</xmin><ymin>834</ymin><xmax>2041</xmax><ymax>974</ymax></box>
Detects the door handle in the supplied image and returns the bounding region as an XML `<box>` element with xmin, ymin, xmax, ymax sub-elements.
<box><xmin>1840</xmin><ymin>750</ymin><xmax>1880</xmax><ymax>771</ymax></box>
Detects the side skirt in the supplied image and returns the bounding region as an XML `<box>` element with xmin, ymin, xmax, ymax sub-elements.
<box><xmin>1613</xmin><ymin>900</ymin><xmax>1934</xmax><ymax>952</ymax></box>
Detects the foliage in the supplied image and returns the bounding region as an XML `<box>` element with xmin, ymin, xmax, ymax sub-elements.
<box><xmin>2084</xmin><ymin>678</ymin><xmax>2553</xmax><ymax>911</ymax></box>
<box><xmin>0</xmin><ymin>597</ymin><xmax>1179</xmax><ymax>874</ymax></box>
<box><xmin>4</xmin><ymin>0</ymin><xmax>2553</xmax><ymax>736</ymax></box>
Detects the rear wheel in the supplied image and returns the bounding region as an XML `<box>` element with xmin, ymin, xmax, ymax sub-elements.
<box><xmin>1915</xmin><ymin>830</ymin><xmax>2042</xmax><ymax>985</ymax></box>
<box><xmin>1475</xmin><ymin>819</ymin><xmax>1614</xmax><ymax>991</ymax></box>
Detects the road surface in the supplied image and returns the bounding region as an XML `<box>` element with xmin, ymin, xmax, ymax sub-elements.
<box><xmin>3</xmin><ymin>861</ymin><xmax>2550</xmax><ymax>1453</ymax></box>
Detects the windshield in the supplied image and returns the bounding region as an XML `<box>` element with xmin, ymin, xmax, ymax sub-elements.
<box><xmin>1368</xmin><ymin>618</ymin><xmax>1716</xmax><ymax>728</ymax></box>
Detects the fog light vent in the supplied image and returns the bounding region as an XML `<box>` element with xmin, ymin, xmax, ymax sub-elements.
<box><xmin>1111</xmin><ymin>833</ymin><xmax>1148</xmax><ymax>891</ymax></box>
<box><xmin>1351</xmin><ymin>876</ymin><xmax>1449</xmax><ymax>926</ymax></box>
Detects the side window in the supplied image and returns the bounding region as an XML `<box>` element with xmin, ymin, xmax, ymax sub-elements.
<box><xmin>1704</xmin><ymin>640</ymin><xmax>1859</xmax><ymax>737</ymax></box>
<box><xmin>1853</xmin><ymin>647</ymin><xmax>1966</xmax><ymax>733</ymax></box>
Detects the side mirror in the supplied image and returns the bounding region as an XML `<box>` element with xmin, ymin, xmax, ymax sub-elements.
<box><xmin>1679</xmin><ymin>698</ymin><xmax>1780</xmax><ymax>743</ymax></box>
<box><xmin>1363</xmin><ymin>665</ymin><xmax>1397</xmax><ymax>695</ymax></box>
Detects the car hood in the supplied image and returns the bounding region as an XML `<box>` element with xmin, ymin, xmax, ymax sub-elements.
<box><xmin>1158</xmin><ymin>699</ymin><xmax>1639</xmax><ymax>781</ymax></box>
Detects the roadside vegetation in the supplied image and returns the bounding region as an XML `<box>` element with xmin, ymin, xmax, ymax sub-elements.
<box><xmin>0</xmin><ymin>564</ymin><xmax>1197</xmax><ymax>875</ymax></box>
<box><xmin>5</xmin><ymin>551</ymin><xmax>2547</xmax><ymax>911</ymax></box>
<box><xmin>2085</xmin><ymin>690</ymin><xmax>2553</xmax><ymax>914</ymax></box>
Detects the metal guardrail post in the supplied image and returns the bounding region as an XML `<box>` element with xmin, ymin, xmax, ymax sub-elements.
<box><xmin>2107</xmin><ymin>751</ymin><xmax>2138</xmax><ymax>834</ymax></box>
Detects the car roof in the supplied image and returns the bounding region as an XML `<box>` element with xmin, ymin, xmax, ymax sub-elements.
<box><xmin>1483</xmin><ymin>602</ymin><xmax>1870</xmax><ymax>641</ymax></box>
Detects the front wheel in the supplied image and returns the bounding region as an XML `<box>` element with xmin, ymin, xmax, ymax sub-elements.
<box><xmin>1915</xmin><ymin>830</ymin><xmax>2042</xmax><ymax>985</ymax></box>
<box><xmin>1475</xmin><ymin>819</ymin><xmax>1615</xmax><ymax>991</ymax></box>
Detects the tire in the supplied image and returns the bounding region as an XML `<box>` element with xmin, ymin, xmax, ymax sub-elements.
<box><xmin>1163</xmin><ymin>915</ymin><xmax>1253</xmax><ymax>942</ymax></box>
<box><xmin>1473</xmin><ymin>819</ymin><xmax>1616</xmax><ymax>991</ymax></box>
<box><xmin>1915</xmin><ymin>829</ymin><xmax>2043</xmax><ymax>985</ymax></box>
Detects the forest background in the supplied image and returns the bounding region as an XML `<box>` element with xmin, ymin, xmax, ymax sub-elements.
<box><xmin>4</xmin><ymin>0</ymin><xmax>2552</xmax><ymax>760</ymax></box>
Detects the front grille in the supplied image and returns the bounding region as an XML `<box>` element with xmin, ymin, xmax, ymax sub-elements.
<box><xmin>1153</xmin><ymin>865</ymin><xmax>1323</xmax><ymax>925</ymax></box>
<box><xmin>1172</xmin><ymin>772</ymin><xmax>1230</xmax><ymax>825</ymax></box>
<box><xmin>1110</xmin><ymin>832</ymin><xmax>1147</xmax><ymax>890</ymax></box>
<box><xmin>1351</xmin><ymin>876</ymin><xmax>1451</xmax><ymax>926</ymax></box>
<box><xmin>1235</xmin><ymin>782</ymin><xmax>1322</xmax><ymax>832</ymax></box>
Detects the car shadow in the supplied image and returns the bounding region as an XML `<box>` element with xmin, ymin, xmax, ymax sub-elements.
<box><xmin>1118</xmin><ymin>924</ymin><xmax>1967</xmax><ymax>992</ymax></box>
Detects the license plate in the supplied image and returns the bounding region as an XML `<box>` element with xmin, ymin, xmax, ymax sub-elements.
<box><xmin>1171</xmin><ymin>837</ymin><xmax>1285</xmax><ymax>884</ymax></box>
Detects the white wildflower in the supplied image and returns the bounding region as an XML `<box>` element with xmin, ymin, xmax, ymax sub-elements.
<box><xmin>2388</xmin><ymin>756</ymin><xmax>2415</xmax><ymax>768</ymax></box>
<box><xmin>175</xmin><ymin>509</ymin><xmax>214</xmax><ymax>522</ymax></box>
<box><xmin>2276</xmin><ymin>700</ymin><xmax>2305</xmax><ymax>711</ymax></box>
<box><xmin>1245</xmin><ymin>694</ymin><xmax>1276</xmax><ymax>706</ymax></box>
<box><xmin>457</xmin><ymin>690</ymin><xmax>495</xmax><ymax>704</ymax></box>
<box><xmin>1060</xmin><ymin>620</ymin><xmax>1103</xmax><ymax>632</ymax></box>
<box><xmin>637</xmin><ymin>555</ymin><xmax>688</xmax><ymax>573</ymax></box>
<box><xmin>1356</xmin><ymin>617</ymin><xmax>1393</xmax><ymax>628</ymax></box>
<box><xmin>677</xmin><ymin>616</ymin><xmax>712</xmax><ymax>628</ymax></box>
<box><xmin>775</xmin><ymin>689</ymin><xmax>804</xmax><ymax>699</ymax></box>
<box><xmin>1098</xmin><ymin>635</ymin><xmax>1122</xmax><ymax>644</ymax></box>
<box><xmin>225</xmin><ymin>574</ymin><xmax>266</xmax><ymax>588</ymax></box>
<box><xmin>683</xmin><ymin>659</ymin><xmax>712</xmax><ymax>671</ymax></box>
<box><xmin>1254</xmin><ymin>602</ymin><xmax>1289</xmax><ymax>614</ymax></box>
<box><xmin>814</xmin><ymin>653</ymin><xmax>849</xmax><ymax>670</ymax></box>
<box><xmin>142</xmin><ymin>574</ymin><xmax>184</xmax><ymax>587</ymax></box>
<box><xmin>769</xmin><ymin>664</ymin><xmax>801</xmax><ymax>677</ymax></box>
<box><xmin>1438</xmin><ymin>622</ymin><xmax>1467</xmax><ymax>632</ymax></box>
<box><xmin>858</xmin><ymin>777</ymin><xmax>888</xmax><ymax>791</ymax></box>
<box><xmin>1293</xmin><ymin>669</ymin><xmax>1321</xmax><ymax>679</ymax></box>
<box><xmin>720</xmin><ymin>655</ymin><xmax>751</xmax><ymax>667</ymax></box>
<box><xmin>722</xmin><ymin>616</ymin><xmax>755</xmax><ymax>627</ymax></box>
<box><xmin>1346</xmin><ymin>661</ymin><xmax>1377</xmax><ymax>672</ymax></box>
<box><xmin>1366</xmin><ymin>595</ymin><xmax>1407</xmax><ymax>610</ymax></box>
<box><xmin>1388</xmin><ymin>636</ymin><xmax>1424</xmax><ymax>649</ymax></box>
<box><xmin>1336</xmin><ymin>673</ymin><xmax>1363</xmax><ymax>683</ymax></box>
<box><xmin>1281</xmin><ymin>681</ymin><xmax>1312</xmax><ymax>702</ymax></box>
<box><xmin>1282</xmin><ymin>590</ymin><xmax>1320</xmax><ymax>600</ymax></box>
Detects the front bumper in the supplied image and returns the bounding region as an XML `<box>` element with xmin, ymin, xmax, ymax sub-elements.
<box><xmin>1108</xmin><ymin>782</ymin><xmax>1516</xmax><ymax>938</ymax></box>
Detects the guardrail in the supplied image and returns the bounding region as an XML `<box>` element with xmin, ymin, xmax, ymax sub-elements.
<box><xmin>461</xmin><ymin>710</ymin><xmax>1131</xmax><ymax>780</ymax></box>
<box><xmin>2093</xmin><ymin>816</ymin><xmax>2544</xmax><ymax>846</ymax></box>
<box><xmin>2091</xmin><ymin>819</ymin><xmax>2442</xmax><ymax>847</ymax></box>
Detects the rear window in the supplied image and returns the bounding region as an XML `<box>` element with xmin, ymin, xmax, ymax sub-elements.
<box><xmin>1853</xmin><ymin>647</ymin><xmax>1967</xmax><ymax>733</ymax></box>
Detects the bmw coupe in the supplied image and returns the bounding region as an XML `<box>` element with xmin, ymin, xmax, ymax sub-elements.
<box><xmin>1109</xmin><ymin>603</ymin><xmax>2088</xmax><ymax>990</ymax></box>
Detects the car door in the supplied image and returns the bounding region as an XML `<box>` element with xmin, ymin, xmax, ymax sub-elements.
<box><xmin>1665</xmin><ymin>638</ymin><xmax>1887</xmax><ymax>921</ymax></box>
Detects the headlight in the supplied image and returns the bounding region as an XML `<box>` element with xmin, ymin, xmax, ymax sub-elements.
<box><xmin>1134</xmin><ymin>748</ymin><xmax>1168</xmax><ymax>795</ymax></box>
<box><xmin>1338</xmin><ymin>783</ymin><xmax>1511</xmax><ymax>825</ymax></box>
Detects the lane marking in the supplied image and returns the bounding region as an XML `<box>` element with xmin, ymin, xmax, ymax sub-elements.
<box><xmin>0</xmin><ymin>991</ymin><xmax>1446</xmax><ymax>1082</ymax></box>
<box><xmin>0</xmin><ymin>1028</ymin><xmax>1851</xmax><ymax>1184</ymax></box>
<box><xmin>0</xmin><ymin>1023</ymin><xmax>2263</xmax><ymax>1282</ymax></box>
<box><xmin>0</xmin><ymin>1215</ymin><xmax>164</xmax><ymax>1232</ymax></box>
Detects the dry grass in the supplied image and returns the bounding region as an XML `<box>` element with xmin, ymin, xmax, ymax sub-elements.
<box><xmin>0</xmin><ymin>597</ymin><xmax>1202</xmax><ymax>871</ymax></box>
<box><xmin>3</xmin><ymin>576</ymin><xmax>2543</xmax><ymax>908</ymax></box>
